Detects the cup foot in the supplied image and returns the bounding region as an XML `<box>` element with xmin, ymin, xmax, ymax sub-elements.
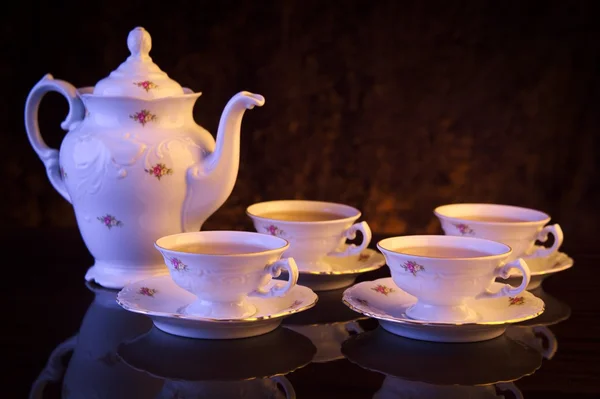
<box><xmin>85</xmin><ymin>261</ymin><xmax>168</xmax><ymax>289</ymax></box>
<box><xmin>406</xmin><ymin>302</ymin><xmax>478</xmax><ymax>323</ymax></box>
<box><xmin>183</xmin><ymin>299</ymin><xmax>257</xmax><ymax>320</ymax></box>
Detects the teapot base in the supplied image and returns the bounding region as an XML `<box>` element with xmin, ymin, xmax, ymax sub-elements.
<box><xmin>85</xmin><ymin>261</ymin><xmax>169</xmax><ymax>290</ymax></box>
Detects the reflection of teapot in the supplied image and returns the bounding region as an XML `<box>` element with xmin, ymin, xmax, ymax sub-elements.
<box><xmin>373</xmin><ymin>376</ymin><xmax>522</xmax><ymax>399</ymax></box>
<box><xmin>157</xmin><ymin>377</ymin><xmax>294</xmax><ymax>399</ymax></box>
<box><xmin>24</xmin><ymin>27</ymin><xmax>265</xmax><ymax>289</ymax></box>
<box><xmin>30</xmin><ymin>283</ymin><xmax>161</xmax><ymax>399</ymax></box>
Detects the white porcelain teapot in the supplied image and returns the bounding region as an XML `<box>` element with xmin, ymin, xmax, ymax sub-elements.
<box><xmin>24</xmin><ymin>27</ymin><xmax>265</xmax><ymax>288</ymax></box>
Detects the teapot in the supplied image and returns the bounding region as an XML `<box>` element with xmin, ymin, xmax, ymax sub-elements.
<box><xmin>24</xmin><ymin>27</ymin><xmax>265</xmax><ymax>288</ymax></box>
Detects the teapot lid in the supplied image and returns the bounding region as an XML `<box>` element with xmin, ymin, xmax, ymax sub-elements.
<box><xmin>92</xmin><ymin>27</ymin><xmax>185</xmax><ymax>98</ymax></box>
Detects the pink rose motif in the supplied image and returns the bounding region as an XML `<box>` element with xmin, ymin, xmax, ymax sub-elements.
<box><xmin>97</xmin><ymin>214</ymin><xmax>123</xmax><ymax>229</ymax></box>
<box><xmin>265</xmin><ymin>225</ymin><xmax>283</xmax><ymax>236</ymax></box>
<box><xmin>454</xmin><ymin>223</ymin><xmax>474</xmax><ymax>236</ymax></box>
<box><xmin>171</xmin><ymin>258</ymin><xmax>187</xmax><ymax>271</ymax></box>
<box><xmin>289</xmin><ymin>300</ymin><xmax>303</xmax><ymax>309</ymax></box>
<box><xmin>509</xmin><ymin>296</ymin><xmax>525</xmax><ymax>306</ymax></box>
<box><xmin>401</xmin><ymin>260</ymin><xmax>424</xmax><ymax>276</ymax></box>
<box><xmin>139</xmin><ymin>287</ymin><xmax>157</xmax><ymax>297</ymax></box>
<box><xmin>145</xmin><ymin>163</ymin><xmax>173</xmax><ymax>180</ymax></box>
<box><xmin>371</xmin><ymin>284</ymin><xmax>394</xmax><ymax>296</ymax></box>
<box><xmin>133</xmin><ymin>80</ymin><xmax>158</xmax><ymax>92</ymax></box>
<box><xmin>130</xmin><ymin>109</ymin><xmax>157</xmax><ymax>126</ymax></box>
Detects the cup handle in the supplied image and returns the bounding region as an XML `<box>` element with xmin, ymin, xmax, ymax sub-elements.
<box><xmin>495</xmin><ymin>383</ymin><xmax>524</xmax><ymax>399</ymax></box>
<box><xmin>254</xmin><ymin>258</ymin><xmax>299</xmax><ymax>298</ymax></box>
<box><xmin>328</xmin><ymin>221</ymin><xmax>373</xmax><ymax>257</ymax></box>
<box><xmin>476</xmin><ymin>259</ymin><xmax>531</xmax><ymax>299</ymax></box>
<box><xmin>271</xmin><ymin>375</ymin><xmax>296</xmax><ymax>399</ymax></box>
<box><xmin>529</xmin><ymin>224</ymin><xmax>564</xmax><ymax>258</ymax></box>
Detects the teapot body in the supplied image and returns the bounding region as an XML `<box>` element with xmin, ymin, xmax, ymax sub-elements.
<box><xmin>60</xmin><ymin>92</ymin><xmax>214</xmax><ymax>288</ymax></box>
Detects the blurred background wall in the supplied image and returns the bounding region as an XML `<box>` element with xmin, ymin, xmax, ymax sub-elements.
<box><xmin>2</xmin><ymin>0</ymin><xmax>598</xmax><ymax>250</ymax></box>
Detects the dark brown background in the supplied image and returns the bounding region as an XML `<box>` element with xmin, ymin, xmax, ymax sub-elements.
<box><xmin>3</xmin><ymin>0</ymin><xmax>599</xmax><ymax>250</ymax></box>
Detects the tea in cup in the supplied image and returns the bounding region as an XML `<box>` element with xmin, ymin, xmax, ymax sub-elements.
<box><xmin>434</xmin><ymin>203</ymin><xmax>563</xmax><ymax>261</ymax></box>
<box><xmin>377</xmin><ymin>235</ymin><xmax>531</xmax><ymax>323</ymax></box>
<box><xmin>154</xmin><ymin>231</ymin><xmax>299</xmax><ymax>320</ymax></box>
<box><xmin>246</xmin><ymin>200</ymin><xmax>372</xmax><ymax>271</ymax></box>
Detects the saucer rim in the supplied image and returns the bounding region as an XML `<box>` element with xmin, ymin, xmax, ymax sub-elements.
<box><xmin>117</xmin><ymin>276</ymin><xmax>319</xmax><ymax>323</ymax></box>
<box><xmin>298</xmin><ymin>248</ymin><xmax>386</xmax><ymax>275</ymax></box>
<box><xmin>342</xmin><ymin>278</ymin><xmax>545</xmax><ymax>327</ymax></box>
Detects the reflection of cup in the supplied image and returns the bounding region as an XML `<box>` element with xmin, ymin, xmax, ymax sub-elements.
<box><xmin>373</xmin><ymin>376</ymin><xmax>523</xmax><ymax>399</ymax></box>
<box><xmin>377</xmin><ymin>235</ymin><xmax>531</xmax><ymax>323</ymax></box>
<box><xmin>247</xmin><ymin>200</ymin><xmax>372</xmax><ymax>271</ymax></box>
<box><xmin>157</xmin><ymin>376</ymin><xmax>294</xmax><ymax>399</ymax></box>
<box><xmin>286</xmin><ymin>320</ymin><xmax>363</xmax><ymax>363</ymax></box>
<box><xmin>505</xmin><ymin>325</ymin><xmax>558</xmax><ymax>360</ymax></box>
<box><xmin>29</xmin><ymin>283</ymin><xmax>161</xmax><ymax>399</ymax></box>
<box><xmin>155</xmin><ymin>231</ymin><xmax>298</xmax><ymax>319</ymax></box>
<box><xmin>435</xmin><ymin>203</ymin><xmax>563</xmax><ymax>261</ymax></box>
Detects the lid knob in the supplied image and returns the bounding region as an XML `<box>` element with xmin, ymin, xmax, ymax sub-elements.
<box><xmin>91</xmin><ymin>27</ymin><xmax>186</xmax><ymax>98</ymax></box>
<box><xmin>127</xmin><ymin>27</ymin><xmax>152</xmax><ymax>60</ymax></box>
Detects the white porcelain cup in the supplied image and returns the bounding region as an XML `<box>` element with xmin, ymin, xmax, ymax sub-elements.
<box><xmin>154</xmin><ymin>231</ymin><xmax>299</xmax><ymax>320</ymax></box>
<box><xmin>247</xmin><ymin>200</ymin><xmax>372</xmax><ymax>272</ymax></box>
<box><xmin>377</xmin><ymin>235</ymin><xmax>531</xmax><ymax>323</ymax></box>
<box><xmin>434</xmin><ymin>203</ymin><xmax>564</xmax><ymax>262</ymax></box>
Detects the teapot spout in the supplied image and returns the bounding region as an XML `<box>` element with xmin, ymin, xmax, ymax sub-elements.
<box><xmin>182</xmin><ymin>91</ymin><xmax>265</xmax><ymax>231</ymax></box>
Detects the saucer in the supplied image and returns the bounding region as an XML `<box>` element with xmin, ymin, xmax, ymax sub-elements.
<box><xmin>503</xmin><ymin>251</ymin><xmax>574</xmax><ymax>290</ymax></box>
<box><xmin>285</xmin><ymin>249</ymin><xmax>385</xmax><ymax>291</ymax></box>
<box><xmin>342</xmin><ymin>278</ymin><xmax>544</xmax><ymax>342</ymax></box>
<box><xmin>342</xmin><ymin>326</ymin><xmax>542</xmax><ymax>386</ymax></box>
<box><xmin>117</xmin><ymin>276</ymin><xmax>318</xmax><ymax>339</ymax></box>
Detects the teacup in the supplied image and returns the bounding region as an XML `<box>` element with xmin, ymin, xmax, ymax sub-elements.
<box><xmin>154</xmin><ymin>231</ymin><xmax>299</xmax><ymax>320</ymax></box>
<box><xmin>377</xmin><ymin>235</ymin><xmax>531</xmax><ymax>323</ymax></box>
<box><xmin>434</xmin><ymin>203</ymin><xmax>563</xmax><ymax>261</ymax></box>
<box><xmin>246</xmin><ymin>200</ymin><xmax>372</xmax><ymax>271</ymax></box>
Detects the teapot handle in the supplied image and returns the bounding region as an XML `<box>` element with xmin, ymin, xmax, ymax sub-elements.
<box><xmin>24</xmin><ymin>74</ymin><xmax>86</xmax><ymax>203</ymax></box>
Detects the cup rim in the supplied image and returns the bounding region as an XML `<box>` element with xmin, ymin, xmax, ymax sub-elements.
<box><xmin>434</xmin><ymin>203</ymin><xmax>551</xmax><ymax>226</ymax></box>
<box><xmin>246</xmin><ymin>200</ymin><xmax>362</xmax><ymax>225</ymax></box>
<box><xmin>154</xmin><ymin>230</ymin><xmax>290</xmax><ymax>257</ymax></box>
<box><xmin>377</xmin><ymin>235</ymin><xmax>513</xmax><ymax>261</ymax></box>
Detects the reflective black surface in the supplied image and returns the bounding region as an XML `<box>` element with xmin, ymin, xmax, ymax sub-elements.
<box><xmin>7</xmin><ymin>229</ymin><xmax>600</xmax><ymax>398</ymax></box>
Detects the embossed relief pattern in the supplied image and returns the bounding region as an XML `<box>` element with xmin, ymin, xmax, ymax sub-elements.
<box><xmin>4</xmin><ymin>1</ymin><xmax>598</xmax><ymax>252</ymax></box>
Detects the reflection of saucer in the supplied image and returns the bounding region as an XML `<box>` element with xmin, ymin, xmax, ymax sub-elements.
<box><xmin>516</xmin><ymin>286</ymin><xmax>571</xmax><ymax>327</ymax></box>
<box><xmin>342</xmin><ymin>327</ymin><xmax>542</xmax><ymax>386</ymax></box>
<box><xmin>503</xmin><ymin>251</ymin><xmax>574</xmax><ymax>290</ymax></box>
<box><xmin>117</xmin><ymin>276</ymin><xmax>318</xmax><ymax>339</ymax></box>
<box><xmin>118</xmin><ymin>326</ymin><xmax>316</xmax><ymax>381</ymax></box>
<box><xmin>298</xmin><ymin>249</ymin><xmax>386</xmax><ymax>291</ymax></box>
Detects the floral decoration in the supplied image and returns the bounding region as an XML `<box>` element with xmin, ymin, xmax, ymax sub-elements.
<box><xmin>60</xmin><ymin>166</ymin><xmax>67</xmax><ymax>179</ymax></box>
<box><xmin>371</xmin><ymin>284</ymin><xmax>394</xmax><ymax>296</ymax></box>
<box><xmin>145</xmin><ymin>163</ymin><xmax>173</xmax><ymax>180</ymax></box>
<box><xmin>130</xmin><ymin>109</ymin><xmax>157</xmax><ymax>126</ymax></box>
<box><xmin>265</xmin><ymin>225</ymin><xmax>284</xmax><ymax>236</ymax></box>
<box><xmin>355</xmin><ymin>297</ymin><xmax>369</xmax><ymax>306</ymax></box>
<box><xmin>509</xmin><ymin>296</ymin><xmax>525</xmax><ymax>306</ymax></box>
<box><xmin>171</xmin><ymin>257</ymin><xmax>187</xmax><ymax>271</ymax></box>
<box><xmin>133</xmin><ymin>80</ymin><xmax>158</xmax><ymax>92</ymax></box>
<box><xmin>454</xmin><ymin>223</ymin><xmax>474</xmax><ymax>236</ymax></box>
<box><xmin>97</xmin><ymin>214</ymin><xmax>123</xmax><ymax>229</ymax></box>
<box><xmin>139</xmin><ymin>287</ymin><xmax>157</xmax><ymax>297</ymax></box>
<box><xmin>358</xmin><ymin>252</ymin><xmax>371</xmax><ymax>262</ymax></box>
<box><xmin>401</xmin><ymin>260</ymin><xmax>425</xmax><ymax>276</ymax></box>
<box><xmin>289</xmin><ymin>299</ymin><xmax>303</xmax><ymax>309</ymax></box>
